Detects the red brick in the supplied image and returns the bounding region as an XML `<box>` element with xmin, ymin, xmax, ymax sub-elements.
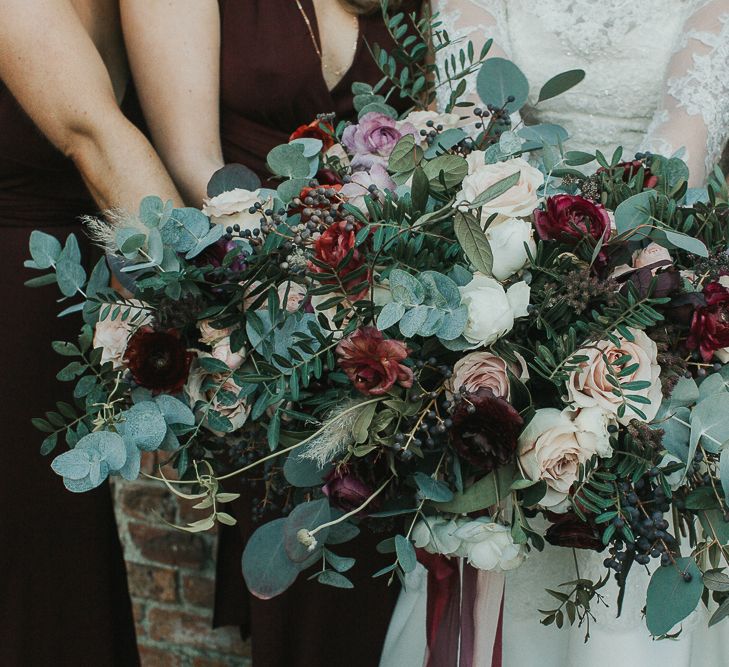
<box><xmin>127</xmin><ymin>562</ymin><xmax>178</xmax><ymax>603</ymax></box>
<box><xmin>192</xmin><ymin>654</ymin><xmax>251</xmax><ymax>667</ymax></box>
<box><xmin>138</xmin><ymin>644</ymin><xmax>182</xmax><ymax>667</ymax></box>
<box><xmin>132</xmin><ymin>601</ymin><xmax>146</xmax><ymax>635</ymax></box>
<box><xmin>148</xmin><ymin>608</ymin><xmax>249</xmax><ymax>655</ymax></box>
<box><xmin>128</xmin><ymin>522</ymin><xmax>208</xmax><ymax>568</ymax></box>
<box><xmin>182</xmin><ymin>574</ymin><xmax>215</xmax><ymax>609</ymax></box>
<box><xmin>119</xmin><ymin>482</ymin><xmax>177</xmax><ymax>523</ymax></box>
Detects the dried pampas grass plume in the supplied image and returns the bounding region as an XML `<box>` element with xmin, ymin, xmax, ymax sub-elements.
<box><xmin>82</xmin><ymin>209</ymin><xmax>147</xmax><ymax>254</ymax></box>
<box><xmin>300</xmin><ymin>398</ymin><xmax>371</xmax><ymax>466</ymax></box>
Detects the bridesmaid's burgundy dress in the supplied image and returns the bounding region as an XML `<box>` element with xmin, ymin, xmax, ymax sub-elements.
<box><xmin>213</xmin><ymin>1</ymin><xmax>421</xmax><ymax>665</ymax></box>
<box><xmin>0</xmin><ymin>84</ymin><xmax>139</xmax><ymax>665</ymax></box>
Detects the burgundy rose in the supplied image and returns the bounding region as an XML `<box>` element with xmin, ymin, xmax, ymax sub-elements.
<box><xmin>342</xmin><ymin>112</ymin><xmax>418</xmax><ymax>169</ymax></box>
<box><xmin>289</xmin><ymin>119</ymin><xmax>336</xmax><ymax>151</ymax></box>
<box><xmin>618</xmin><ymin>265</ymin><xmax>681</xmax><ymax>299</ymax></box>
<box><xmin>598</xmin><ymin>160</ymin><xmax>658</xmax><ymax>189</ymax></box>
<box><xmin>124</xmin><ymin>327</ymin><xmax>193</xmax><ymax>394</ymax></box>
<box><xmin>308</xmin><ymin>219</ymin><xmax>370</xmax><ymax>297</ymax></box>
<box><xmin>322</xmin><ymin>466</ymin><xmax>375</xmax><ymax>513</ymax></box>
<box><xmin>336</xmin><ymin>326</ymin><xmax>413</xmax><ymax>396</ymax></box>
<box><xmin>534</xmin><ymin>194</ymin><xmax>612</xmax><ymax>246</ymax></box>
<box><xmin>544</xmin><ymin>511</ymin><xmax>605</xmax><ymax>551</ymax></box>
<box><xmin>687</xmin><ymin>280</ymin><xmax>729</xmax><ymax>361</ymax></box>
<box><xmin>450</xmin><ymin>388</ymin><xmax>523</xmax><ymax>472</ymax></box>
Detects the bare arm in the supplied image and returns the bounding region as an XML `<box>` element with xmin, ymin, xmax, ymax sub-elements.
<box><xmin>0</xmin><ymin>0</ymin><xmax>182</xmax><ymax>211</ymax></box>
<box><xmin>121</xmin><ymin>0</ymin><xmax>223</xmax><ymax>207</ymax></box>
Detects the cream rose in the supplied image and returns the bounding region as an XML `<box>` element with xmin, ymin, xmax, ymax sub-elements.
<box><xmin>458</xmin><ymin>155</ymin><xmax>544</xmax><ymax>223</ymax></box>
<box><xmin>400</xmin><ymin>110</ymin><xmax>461</xmax><ymax>145</ymax></box>
<box><xmin>412</xmin><ymin>517</ymin><xmax>461</xmax><ymax>555</ymax></box>
<box><xmin>459</xmin><ymin>274</ymin><xmax>530</xmax><ymax>348</ymax></box>
<box><xmin>450</xmin><ymin>351</ymin><xmax>529</xmax><ymax>400</ymax></box>
<box><xmin>202</xmin><ymin>188</ymin><xmax>268</xmax><ymax>231</ymax></box>
<box><xmin>566</xmin><ymin>328</ymin><xmax>662</xmax><ymax>424</ymax></box>
<box><xmin>453</xmin><ymin>518</ymin><xmax>526</xmax><ymax>571</ymax></box>
<box><xmin>93</xmin><ymin>301</ymin><xmax>151</xmax><ymax>368</ymax></box>
<box><xmin>486</xmin><ymin>217</ymin><xmax>536</xmax><ymax>281</ymax></box>
<box><xmin>517</xmin><ymin>407</ymin><xmax>613</xmax><ymax>510</ymax></box>
<box><xmin>185</xmin><ymin>353</ymin><xmax>251</xmax><ymax>435</ymax></box>
<box><xmin>198</xmin><ymin>319</ymin><xmax>236</xmax><ymax>346</ymax></box>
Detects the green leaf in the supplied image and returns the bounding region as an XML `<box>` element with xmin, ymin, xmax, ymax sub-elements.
<box><xmin>317</xmin><ymin>570</ymin><xmax>354</xmax><ymax>589</ymax></box>
<box><xmin>476</xmin><ymin>57</ymin><xmax>529</xmax><ymax>113</ymax></box>
<box><xmin>122</xmin><ymin>402</ymin><xmax>167</xmax><ymax>451</ymax></box>
<box><xmin>377</xmin><ymin>301</ymin><xmax>406</xmax><ymax>330</ymax></box>
<box><xmin>399</xmin><ymin>305</ymin><xmax>429</xmax><ymax>338</ymax></box>
<box><xmin>469</xmin><ymin>171</ymin><xmax>521</xmax><ymax>208</ymax></box>
<box><xmin>435</xmin><ymin>465</ymin><xmax>515</xmax><ymax>513</ymax></box>
<box><xmin>388</xmin><ymin>134</ymin><xmax>423</xmax><ymax>173</ymax></box>
<box><xmin>422</xmin><ymin>154</ymin><xmax>468</xmax><ymax>193</ymax></box>
<box><xmin>352</xmin><ymin>400</ymin><xmax>377</xmax><ymax>445</ymax></box>
<box><xmin>207</xmin><ymin>163</ymin><xmax>261</xmax><ymax>197</ymax></box>
<box><xmin>242</xmin><ymin>519</ymin><xmax>302</xmax><ymax>598</ymax></box>
<box><xmin>389</xmin><ymin>269</ymin><xmax>426</xmax><ymax>305</ymax></box>
<box><xmin>537</xmin><ymin>69</ymin><xmax>586</xmax><ymax>103</ymax></box>
<box><xmin>28</xmin><ymin>231</ymin><xmax>62</xmax><ymax>269</ymax></box>
<box><xmin>646</xmin><ymin>558</ymin><xmax>702</xmax><ymax>636</ymax></box>
<box><xmin>614</xmin><ymin>190</ymin><xmax>657</xmax><ymax>239</ymax></box>
<box><xmin>663</xmin><ymin>230</ymin><xmax>708</xmax><ymax>258</ymax></box>
<box><xmin>454</xmin><ymin>211</ymin><xmax>493</xmax><ymax>276</ymax></box>
<box><xmin>690</xmin><ymin>393</ymin><xmax>729</xmax><ymax>456</ymax></box>
<box><xmin>395</xmin><ymin>534</ymin><xmax>417</xmax><ymax>573</ymax></box>
<box><xmin>267</xmin><ymin>143</ymin><xmax>310</xmax><ymax>178</ymax></box>
<box><xmin>703</xmin><ymin>569</ymin><xmax>729</xmax><ymax>592</ymax></box>
<box><xmin>283</xmin><ymin>447</ymin><xmax>332</xmax><ymax>487</ymax></box>
<box><xmin>413</xmin><ymin>472</ymin><xmax>454</xmax><ymax>503</ymax></box>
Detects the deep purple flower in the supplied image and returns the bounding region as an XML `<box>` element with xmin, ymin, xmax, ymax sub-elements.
<box><xmin>322</xmin><ymin>466</ymin><xmax>375</xmax><ymax>513</ymax></box>
<box><xmin>450</xmin><ymin>388</ymin><xmax>523</xmax><ymax>472</ymax></box>
<box><xmin>197</xmin><ymin>238</ymin><xmax>248</xmax><ymax>273</ymax></box>
<box><xmin>544</xmin><ymin>511</ymin><xmax>605</xmax><ymax>551</ymax></box>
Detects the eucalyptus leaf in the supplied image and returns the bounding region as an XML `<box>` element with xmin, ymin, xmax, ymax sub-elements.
<box><xmin>454</xmin><ymin>211</ymin><xmax>493</xmax><ymax>276</ymax></box>
<box><xmin>537</xmin><ymin>69</ymin><xmax>586</xmax><ymax>103</ymax></box>
<box><xmin>477</xmin><ymin>57</ymin><xmax>529</xmax><ymax>113</ymax></box>
<box><xmin>242</xmin><ymin>519</ymin><xmax>302</xmax><ymax>599</ymax></box>
<box><xmin>646</xmin><ymin>557</ymin><xmax>702</xmax><ymax>636</ymax></box>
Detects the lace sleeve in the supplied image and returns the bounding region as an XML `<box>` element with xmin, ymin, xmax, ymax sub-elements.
<box><xmin>642</xmin><ymin>0</ymin><xmax>729</xmax><ymax>185</ymax></box>
<box><xmin>432</xmin><ymin>0</ymin><xmax>509</xmax><ymax>112</ymax></box>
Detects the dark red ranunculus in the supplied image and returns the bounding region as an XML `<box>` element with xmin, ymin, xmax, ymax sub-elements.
<box><xmin>687</xmin><ymin>280</ymin><xmax>729</xmax><ymax>361</ymax></box>
<box><xmin>598</xmin><ymin>160</ymin><xmax>658</xmax><ymax>189</ymax></box>
<box><xmin>308</xmin><ymin>219</ymin><xmax>370</xmax><ymax>297</ymax></box>
<box><xmin>316</xmin><ymin>168</ymin><xmax>345</xmax><ymax>187</ymax></box>
<box><xmin>124</xmin><ymin>327</ymin><xmax>193</xmax><ymax>394</ymax></box>
<box><xmin>534</xmin><ymin>194</ymin><xmax>612</xmax><ymax>246</ymax></box>
<box><xmin>322</xmin><ymin>466</ymin><xmax>375</xmax><ymax>513</ymax></box>
<box><xmin>289</xmin><ymin>119</ymin><xmax>336</xmax><ymax>151</ymax></box>
<box><xmin>336</xmin><ymin>326</ymin><xmax>413</xmax><ymax>396</ymax></box>
<box><xmin>544</xmin><ymin>511</ymin><xmax>605</xmax><ymax>551</ymax></box>
<box><xmin>450</xmin><ymin>388</ymin><xmax>523</xmax><ymax>472</ymax></box>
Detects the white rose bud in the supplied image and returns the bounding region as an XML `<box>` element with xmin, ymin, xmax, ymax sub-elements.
<box><xmin>485</xmin><ymin>217</ymin><xmax>536</xmax><ymax>281</ymax></box>
<box><xmin>202</xmin><ymin>188</ymin><xmax>269</xmax><ymax>232</ymax></box>
<box><xmin>459</xmin><ymin>274</ymin><xmax>530</xmax><ymax>348</ymax></box>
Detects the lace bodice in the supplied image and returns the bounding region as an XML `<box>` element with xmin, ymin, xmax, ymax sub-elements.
<box><xmin>435</xmin><ymin>0</ymin><xmax>729</xmax><ymax>185</ymax></box>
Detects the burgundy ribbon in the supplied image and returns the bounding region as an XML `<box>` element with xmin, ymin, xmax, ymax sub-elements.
<box><xmin>417</xmin><ymin>550</ymin><xmax>504</xmax><ymax>667</ymax></box>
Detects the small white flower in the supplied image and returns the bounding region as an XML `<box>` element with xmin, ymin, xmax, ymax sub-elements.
<box><xmin>453</xmin><ymin>518</ymin><xmax>526</xmax><ymax>571</ymax></box>
<box><xmin>486</xmin><ymin>217</ymin><xmax>536</xmax><ymax>281</ymax></box>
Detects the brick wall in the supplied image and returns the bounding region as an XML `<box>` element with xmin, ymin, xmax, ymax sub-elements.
<box><xmin>112</xmin><ymin>455</ymin><xmax>251</xmax><ymax>667</ymax></box>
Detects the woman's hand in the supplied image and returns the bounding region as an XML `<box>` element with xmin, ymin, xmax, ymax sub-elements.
<box><xmin>0</xmin><ymin>0</ymin><xmax>181</xmax><ymax>212</ymax></box>
<box><xmin>121</xmin><ymin>0</ymin><xmax>224</xmax><ymax>207</ymax></box>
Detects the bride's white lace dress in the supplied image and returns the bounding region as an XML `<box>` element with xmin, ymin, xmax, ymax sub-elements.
<box><xmin>380</xmin><ymin>2</ymin><xmax>729</xmax><ymax>666</ymax></box>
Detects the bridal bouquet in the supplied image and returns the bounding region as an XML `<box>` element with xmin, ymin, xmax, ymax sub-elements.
<box><xmin>26</xmin><ymin>4</ymin><xmax>729</xmax><ymax>644</ymax></box>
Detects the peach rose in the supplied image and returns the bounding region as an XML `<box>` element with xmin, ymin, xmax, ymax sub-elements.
<box><xmin>517</xmin><ymin>407</ymin><xmax>613</xmax><ymax>510</ymax></box>
<box><xmin>458</xmin><ymin>155</ymin><xmax>544</xmax><ymax>224</ymax></box>
<box><xmin>210</xmin><ymin>337</ymin><xmax>245</xmax><ymax>371</ymax></box>
<box><xmin>566</xmin><ymin>328</ymin><xmax>662</xmax><ymax>425</ymax></box>
<box><xmin>450</xmin><ymin>351</ymin><xmax>529</xmax><ymax>400</ymax></box>
<box><xmin>277</xmin><ymin>281</ymin><xmax>308</xmax><ymax>313</ymax></box>
<box><xmin>93</xmin><ymin>300</ymin><xmax>151</xmax><ymax>368</ymax></box>
<box><xmin>185</xmin><ymin>353</ymin><xmax>250</xmax><ymax>435</ymax></box>
<box><xmin>198</xmin><ymin>319</ymin><xmax>236</xmax><ymax>346</ymax></box>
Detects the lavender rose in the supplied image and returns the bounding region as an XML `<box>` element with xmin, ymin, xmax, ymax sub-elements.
<box><xmin>342</xmin><ymin>112</ymin><xmax>418</xmax><ymax>169</ymax></box>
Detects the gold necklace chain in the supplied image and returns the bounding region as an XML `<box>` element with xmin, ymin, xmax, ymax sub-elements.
<box><xmin>294</xmin><ymin>0</ymin><xmax>359</xmax><ymax>77</ymax></box>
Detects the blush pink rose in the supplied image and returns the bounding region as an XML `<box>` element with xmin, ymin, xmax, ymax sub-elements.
<box><xmin>450</xmin><ymin>351</ymin><xmax>529</xmax><ymax>400</ymax></box>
